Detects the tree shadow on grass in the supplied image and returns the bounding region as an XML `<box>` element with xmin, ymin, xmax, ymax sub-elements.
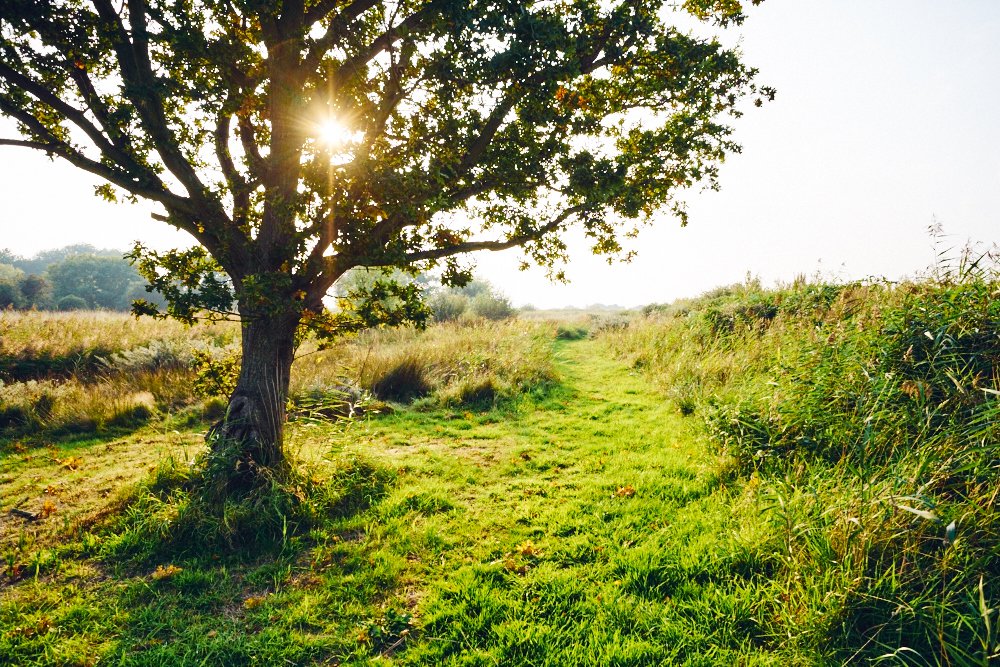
<box><xmin>0</xmin><ymin>454</ymin><xmax>405</xmax><ymax>665</ymax></box>
<box><xmin>84</xmin><ymin>451</ymin><xmax>396</xmax><ymax>569</ymax></box>
<box><xmin>4</xmin><ymin>491</ymin><xmax>403</xmax><ymax>666</ymax></box>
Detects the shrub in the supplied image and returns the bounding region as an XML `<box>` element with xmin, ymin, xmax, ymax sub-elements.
<box><xmin>469</xmin><ymin>292</ymin><xmax>514</xmax><ymax>320</ymax></box>
<box><xmin>600</xmin><ymin>267</ymin><xmax>1000</xmax><ymax>663</ymax></box>
<box><xmin>103</xmin><ymin>338</ymin><xmax>196</xmax><ymax>373</ymax></box>
<box><xmin>369</xmin><ymin>356</ymin><xmax>432</xmax><ymax>402</ymax></box>
<box><xmin>438</xmin><ymin>375</ymin><xmax>503</xmax><ymax>409</ymax></box>
<box><xmin>428</xmin><ymin>292</ymin><xmax>467</xmax><ymax>322</ymax></box>
<box><xmin>57</xmin><ymin>294</ymin><xmax>88</xmax><ymax>311</ymax></box>
<box><xmin>555</xmin><ymin>325</ymin><xmax>589</xmax><ymax>340</ymax></box>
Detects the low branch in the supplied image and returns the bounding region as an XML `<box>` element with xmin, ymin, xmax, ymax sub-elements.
<box><xmin>0</xmin><ymin>137</ymin><xmax>54</xmax><ymax>151</ymax></box>
<box><xmin>401</xmin><ymin>205</ymin><xmax>585</xmax><ymax>263</ymax></box>
<box><xmin>0</xmin><ymin>98</ymin><xmax>198</xmax><ymax>218</ymax></box>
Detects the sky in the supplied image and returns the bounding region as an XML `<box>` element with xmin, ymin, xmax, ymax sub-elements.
<box><xmin>2</xmin><ymin>0</ymin><xmax>999</xmax><ymax>308</ymax></box>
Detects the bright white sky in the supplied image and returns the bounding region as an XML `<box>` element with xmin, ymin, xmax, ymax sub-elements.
<box><xmin>2</xmin><ymin>0</ymin><xmax>999</xmax><ymax>308</ymax></box>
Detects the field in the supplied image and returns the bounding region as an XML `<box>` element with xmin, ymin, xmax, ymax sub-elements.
<box><xmin>1</xmin><ymin>272</ymin><xmax>998</xmax><ymax>665</ymax></box>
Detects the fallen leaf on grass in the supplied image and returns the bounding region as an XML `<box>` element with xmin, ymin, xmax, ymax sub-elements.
<box><xmin>39</xmin><ymin>499</ymin><xmax>57</xmax><ymax>519</ymax></box>
<box><xmin>614</xmin><ymin>485</ymin><xmax>636</xmax><ymax>498</ymax></box>
<box><xmin>151</xmin><ymin>564</ymin><xmax>183</xmax><ymax>581</ymax></box>
<box><xmin>59</xmin><ymin>456</ymin><xmax>83</xmax><ymax>470</ymax></box>
<box><xmin>516</xmin><ymin>540</ymin><xmax>542</xmax><ymax>557</ymax></box>
<box><xmin>244</xmin><ymin>595</ymin><xmax>267</xmax><ymax>609</ymax></box>
<box><xmin>503</xmin><ymin>558</ymin><xmax>528</xmax><ymax>575</ymax></box>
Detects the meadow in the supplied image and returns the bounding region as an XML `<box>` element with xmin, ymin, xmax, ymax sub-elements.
<box><xmin>1</xmin><ymin>264</ymin><xmax>998</xmax><ymax>665</ymax></box>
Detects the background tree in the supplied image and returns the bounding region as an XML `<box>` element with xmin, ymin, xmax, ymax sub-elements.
<box><xmin>0</xmin><ymin>263</ymin><xmax>25</xmax><ymax>308</ymax></box>
<box><xmin>0</xmin><ymin>0</ymin><xmax>770</xmax><ymax>491</ymax></box>
<box><xmin>47</xmin><ymin>253</ymin><xmax>147</xmax><ymax>310</ymax></box>
<box><xmin>7</xmin><ymin>244</ymin><xmax>124</xmax><ymax>276</ymax></box>
<box><xmin>17</xmin><ymin>273</ymin><xmax>52</xmax><ymax>309</ymax></box>
<box><xmin>0</xmin><ymin>281</ymin><xmax>22</xmax><ymax>309</ymax></box>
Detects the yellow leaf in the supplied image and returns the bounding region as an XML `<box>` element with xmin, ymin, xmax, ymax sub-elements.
<box><xmin>151</xmin><ymin>564</ymin><xmax>182</xmax><ymax>581</ymax></box>
<box><xmin>614</xmin><ymin>485</ymin><xmax>636</xmax><ymax>498</ymax></box>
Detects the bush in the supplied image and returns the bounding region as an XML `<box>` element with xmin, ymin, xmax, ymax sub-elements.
<box><xmin>437</xmin><ymin>375</ymin><xmax>503</xmax><ymax>408</ymax></box>
<box><xmin>428</xmin><ymin>292</ymin><xmax>467</xmax><ymax>322</ymax></box>
<box><xmin>555</xmin><ymin>325</ymin><xmax>589</xmax><ymax>340</ymax></box>
<box><xmin>469</xmin><ymin>292</ymin><xmax>514</xmax><ymax>320</ymax></box>
<box><xmin>369</xmin><ymin>356</ymin><xmax>432</xmax><ymax>402</ymax></box>
<box><xmin>57</xmin><ymin>294</ymin><xmax>88</xmax><ymax>311</ymax></box>
<box><xmin>102</xmin><ymin>338</ymin><xmax>197</xmax><ymax>373</ymax></box>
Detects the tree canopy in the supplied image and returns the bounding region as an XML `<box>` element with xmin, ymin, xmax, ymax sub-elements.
<box><xmin>0</xmin><ymin>0</ymin><xmax>770</xmax><ymax>483</ymax></box>
<box><xmin>1</xmin><ymin>0</ymin><xmax>769</xmax><ymax>316</ymax></box>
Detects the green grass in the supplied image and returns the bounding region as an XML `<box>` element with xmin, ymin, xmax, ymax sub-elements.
<box><xmin>5</xmin><ymin>276</ymin><xmax>997</xmax><ymax>665</ymax></box>
<box><xmin>604</xmin><ymin>269</ymin><xmax>1000</xmax><ymax>666</ymax></box>
<box><xmin>0</xmin><ymin>336</ymin><xmax>793</xmax><ymax>666</ymax></box>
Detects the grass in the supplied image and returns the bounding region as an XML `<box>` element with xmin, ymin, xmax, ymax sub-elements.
<box><xmin>2</xmin><ymin>270</ymin><xmax>998</xmax><ymax>665</ymax></box>
<box><xmin>1</xmin><ymin>329</ymin><xmax>792</xmax><ymax>666</ymax></box>
<box><xmin>0</xmin><ymin>314</ymin><xmax>556</xmax><ymax>440</ymax></box>
<box><xmin>603</xmin><ymin>264</ymin><xmax>1000</xmax><ymax>665</ymax></box>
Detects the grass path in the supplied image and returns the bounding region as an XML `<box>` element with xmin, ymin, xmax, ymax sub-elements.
<box><xmin>339</xmin><ymin>339</ymin><xmax>780</xmax><ymax>665</ymax></box>
<box><xmin>2</xmin><ymin>339</ymin><xmax>788</xmax><ymax>666</ymax></box>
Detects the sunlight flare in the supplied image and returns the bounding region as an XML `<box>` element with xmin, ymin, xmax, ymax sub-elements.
<box><xmin>316</xmin><ymin>117</ymin><xmax>359</xmax><ymax>149</ymax></box>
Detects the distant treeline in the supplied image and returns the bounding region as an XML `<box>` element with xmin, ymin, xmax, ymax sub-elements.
<box><xmin>0</xmin><ymin>245</ymin><xmax>163</xmax><ymax>312</ymax></box>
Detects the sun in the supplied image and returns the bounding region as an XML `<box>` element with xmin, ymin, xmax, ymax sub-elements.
<box><xmin>317</xmin><ymin>118</ymin><xmax>355</xmax><ymax>148</ymax></box>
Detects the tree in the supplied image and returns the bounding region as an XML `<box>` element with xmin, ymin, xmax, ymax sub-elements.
<box><xmin>47</xmin><ymin>254</ymin><xmax>146</xmax><ymax>310</ymax></box>
<box><xmin>18</xmin><ymin>273</ymin><xmax>52</xmax><ymax>308</ymax></box>
<box><xmin>0</xmin><ymin>263</ymin><xmax>25</xmax><ymax>308</ymax></box>
<box><xmin>9</xmin><ymin>244</ymin><xmax>126</xmax><ymax>276</ymax></box>
<box><xmin>0</xmin><ymin>0</ymin><xmax>770</xmax><ymax>491</ymax></box>
<box><xmin>0</xmin><ymin>280</ymin><xmax>21</xmax><ymax>309</ymax></box>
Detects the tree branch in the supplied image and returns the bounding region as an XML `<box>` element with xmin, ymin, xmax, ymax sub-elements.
<box><xmin>323</xmin><ymin>4</ymin><xmax>438</xmax><ymax>88</ymax></box>
<box><xmin>303</xmin><ymin>0</ymin><xmax>379</xmax><ymax>73</ymax></box>
<box><xmin>0</xmin><ymin>61</ymin><xmax>143</xmax><ymax>174</ymax></box>
<box><xmin>90</xmin><ymin>0</ymin><xmax>218</xmax><ymax>212</ymax></box>
<box><xmin>68</xmin><ymin>66</ymin><xmax>135</xmax><ymax>155</ymax></box>
<box><xmin>304</xmin><ymin>0</ymin><xmax>376</xmax><ymax>29</ymax></box>
<box><xmin>214</xmin><ymin>107</ymin><xmax>251</xmax><ymax>221</ymax></box>
<box><xmin>0</xmin><ymin>137</ymin><xmax>55</xmax><ymax>151</ymax></box>
<box><xmin>0</xmin><ymin>97</ymin><xmax>197</xmax><ymax>217</ymax></box>
<box><xmin>401</xmin><ymin>205</ymin><xmax>585</xmax><ymax>263</ymax></box>
<box><xmin>236</xmin><ymin>113</ymin><xmax>266</xmax><ymax>181</ymax></box>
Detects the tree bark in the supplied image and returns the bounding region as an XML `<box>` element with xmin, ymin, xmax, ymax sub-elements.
<box><xmin>210</xmin><ymin>311</ymin><xmax>299</xmax><ymax>491</ymax></box>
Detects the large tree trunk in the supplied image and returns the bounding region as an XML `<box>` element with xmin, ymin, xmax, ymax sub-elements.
<box><xmin>209</xmin><ymin>311</ymin><xmax>299</xmax><ymax>492</ymax></box>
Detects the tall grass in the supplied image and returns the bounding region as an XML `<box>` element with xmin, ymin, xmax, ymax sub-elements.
<box><xmin>601</xmin><ymin>259</ymin><xmax>1000</xmax><ymax>664</ymax></box>
<box><xmin>291</xmin><ymin>320</ymin><xmax>559</xmax><ymax>410</ymax></box>
<box><xmin>1</xmin><ymin>314</ymin><xmax>560</xmax><ymax>440</ymax></box>
<box><xmin>0</xmin><ymin>312</ymin><xmax>237</xmax><ymax>437</ymax></box>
